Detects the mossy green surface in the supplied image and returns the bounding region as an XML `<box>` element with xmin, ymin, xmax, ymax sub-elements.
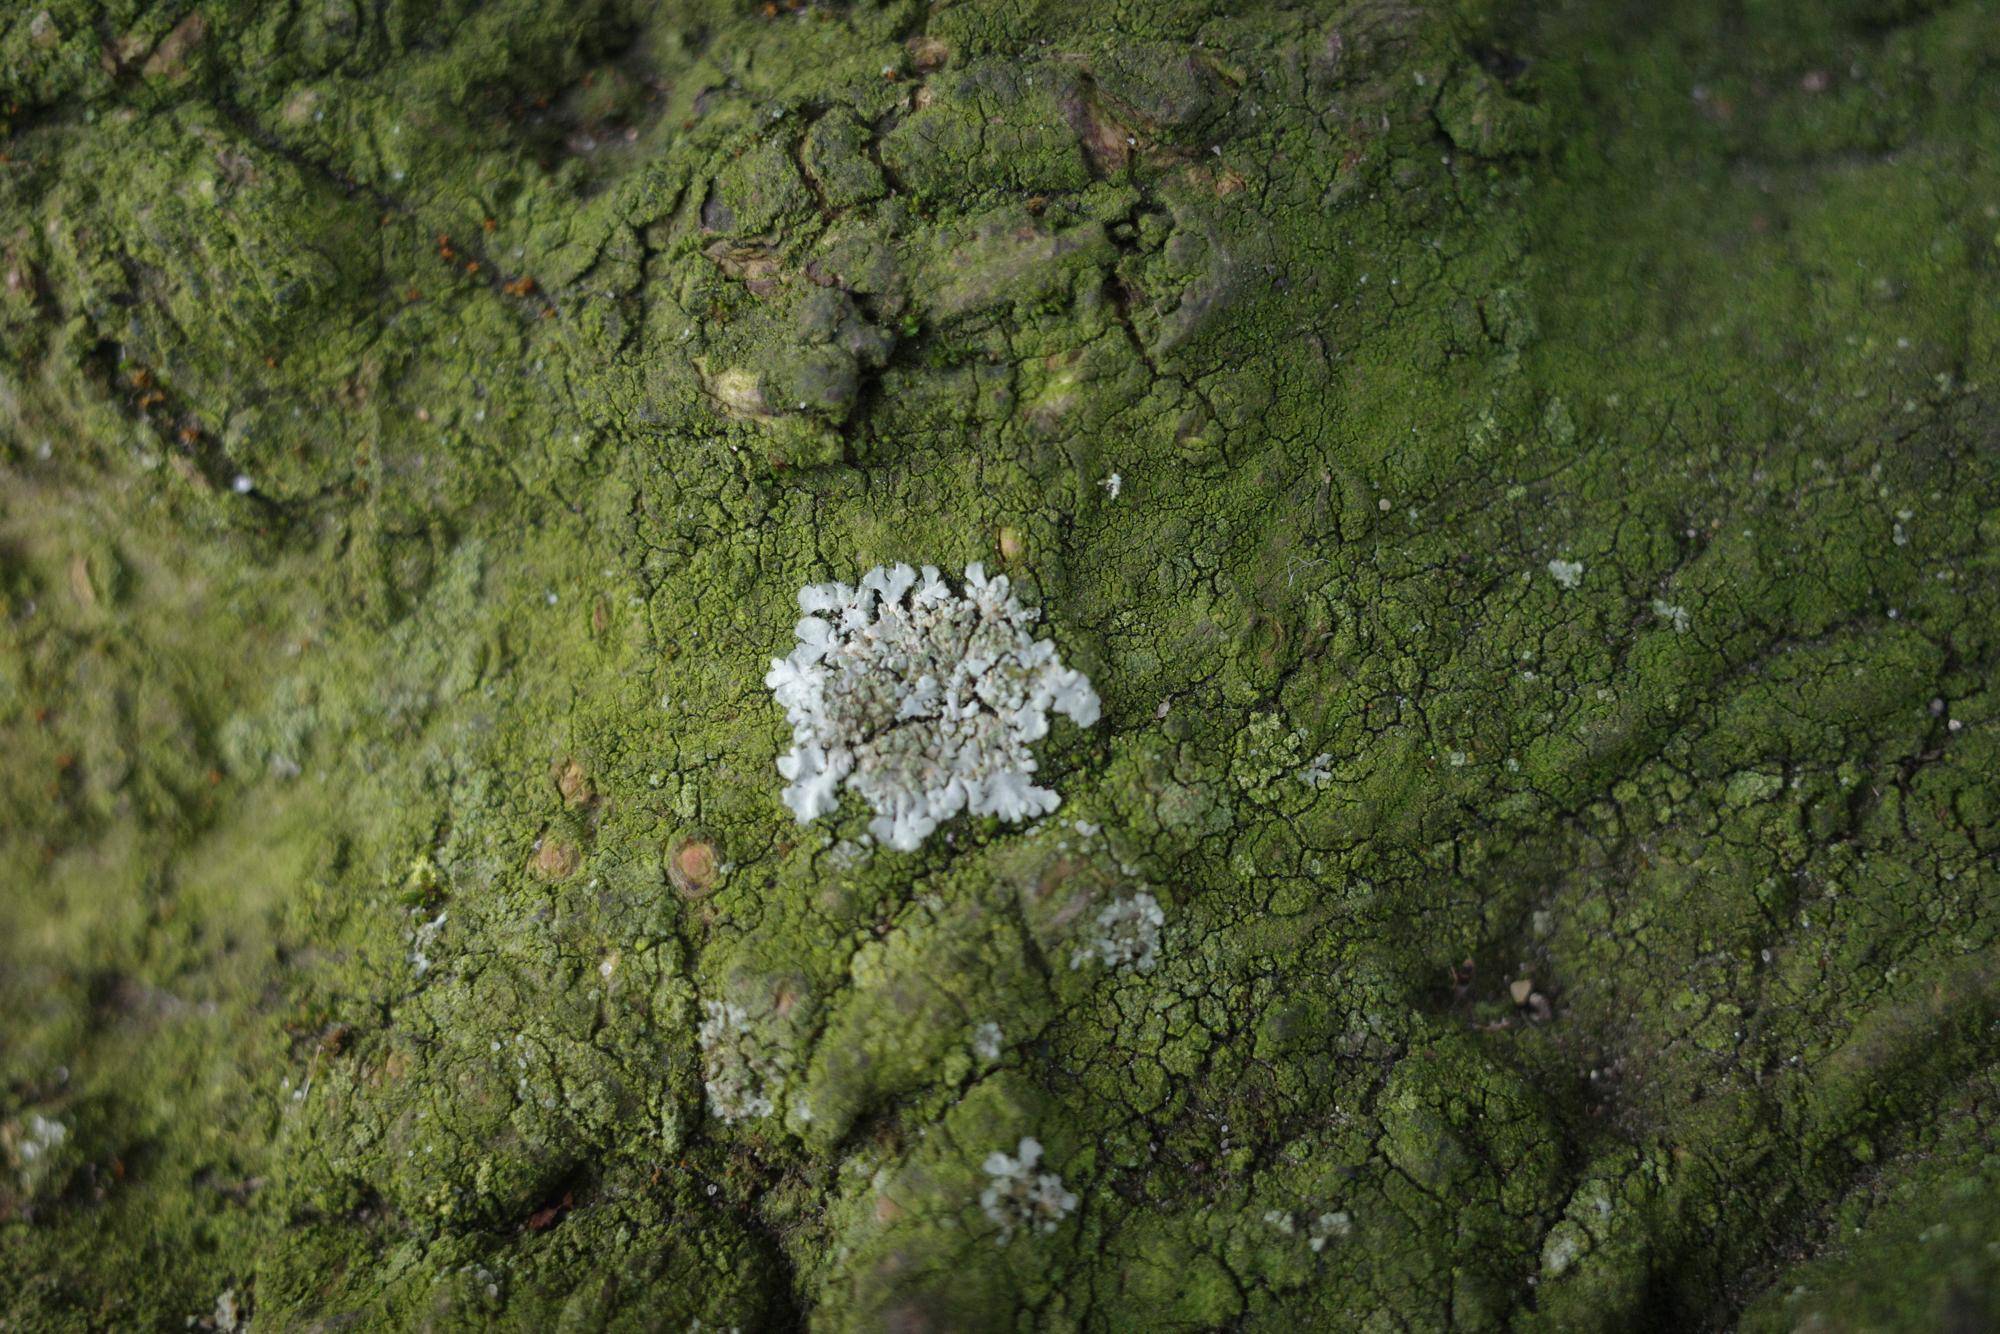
<box><xmin>1</xmin><ymin>0</ymin><xmax>1996</xmax><ymax>1329</ymax></box>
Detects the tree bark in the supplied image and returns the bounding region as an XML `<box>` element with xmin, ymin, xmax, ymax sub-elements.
<box><xmin>2</xmin><ymin>0</ymin><xmax>1997</xmax><ymax>1328</ymax></box>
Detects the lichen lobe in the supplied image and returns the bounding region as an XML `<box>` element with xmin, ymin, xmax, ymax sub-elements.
<box><xmin>765</xmin><ymin>561</ymin><xmax>1099</xmax><ymax>851</ymax></box>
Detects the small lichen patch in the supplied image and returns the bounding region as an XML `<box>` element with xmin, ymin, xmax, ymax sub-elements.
<box><xmin>4</xmin><ymin>1112</ymin><xmax>68</xmax><ymax>1188</ymax></box>
<box><xmin>765</xmin><ymin>563</ymin><xmax>1100</xmax><ymax>851</ymax></box>
<box><xmin>408</xmin><ymin>909</ymin><xmax>447</xmax><ymax>978</ymax></box>
<box><xmin>1070</xmin><ymin>891</ymin><xmax>1165</xmax><ymax>973</ymax></box>
<box><xmin>698</xmin><ymin>1001</ymin><xmax>787</xmax><ymax>1123</ymax></box>
<box><xmin>825</xmin><ymin>835</ymin><xmax>872</xmax><ymax>869</ymax></box>
<box><xmin>1547</xmin><ymin>558</ymin><xmax>1585</xmax><ymax>590</ymax></box>
<box><xmin>1309</xmin><ymin>1210</ymin><xmax>1353</xmax><ymax>1252</ymax></box>
<box><xmin>979</xmin><ymin>1137</ymin><xmax>1077</xmax><ymax>1243</ymax></box>
<box><xmin>1542</xmin><ymin>1220</ymin><xmax>1588</xmax><ymax>1277</ymax></box>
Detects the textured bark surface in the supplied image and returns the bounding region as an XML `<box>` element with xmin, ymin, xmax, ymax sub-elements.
<box><xmin>1</xmin><ymin>1</ymin><xmax>1997</xmax><ymax>1329</ymax></box>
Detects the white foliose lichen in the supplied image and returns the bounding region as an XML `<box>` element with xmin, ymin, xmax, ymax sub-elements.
<box><xmin>979</xmin><ymin>1137</ymin><xmax>1077</xmax><ymax>1243</ymax></box>
<box><xmin>408</xmin><ymin>908</ymin><xmax>447</xmax><ymax>977</ymax></box>
<box><xmin>5</xmin><ymin>1112</ymin><xmax>68</xmax><ymax>1187</ymax></box>
<box><xmin>1547</xmin><ymin>558</ymin><xmax>1585</xmax><ymax>590</ymax></box>
<box><xmin>1265</xmin><ymin>1206</ymin><xmax>1353</xmax><ymax>1252</ymax></box>
<box><xmin>1070</xmin><ymin>891</ymin><xmax>1165</xmax><ymax>973</ymax></box>
<box><xmin>1309</xmin><ymin>1210</ymin><xmax>1353</xmax><ymax>1252</ymax></box>
<box><xmin>1297</xmin><ymin>752</ymin><xmax>1335</xmax><ymax>789</ymax></box>
<box><xmin>697</xmin><ymin>1001</ymin><xmax>786</xmax><ymax>1123</ymax></box>
<box><xmin>765</xmin><ymin>563</ymin><xmax>1100</xmax><ymax>851</ymax></box>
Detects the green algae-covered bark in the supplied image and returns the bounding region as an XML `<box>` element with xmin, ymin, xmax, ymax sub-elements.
<box><xmin>2</xmin><ymin>0</ymin><xmax>1997</xmax><ymax>1328</ymax></box>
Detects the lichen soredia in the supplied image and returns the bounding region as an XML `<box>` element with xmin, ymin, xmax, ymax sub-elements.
<box><xmin>979</xmin><ymin>1137</ymin><xmax>1078</xmax><ymax>1244</ymax></box>
<box><xmin>764</xmin><ymin>563</ymin><xmax>1100</xmax><ymax>851</ymax></box>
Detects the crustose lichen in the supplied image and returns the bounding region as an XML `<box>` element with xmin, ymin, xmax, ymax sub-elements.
<box><xmin>765</xmin><ymin>563</ymin><xmax>1100</xmax><ymax>851</ymax></box>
